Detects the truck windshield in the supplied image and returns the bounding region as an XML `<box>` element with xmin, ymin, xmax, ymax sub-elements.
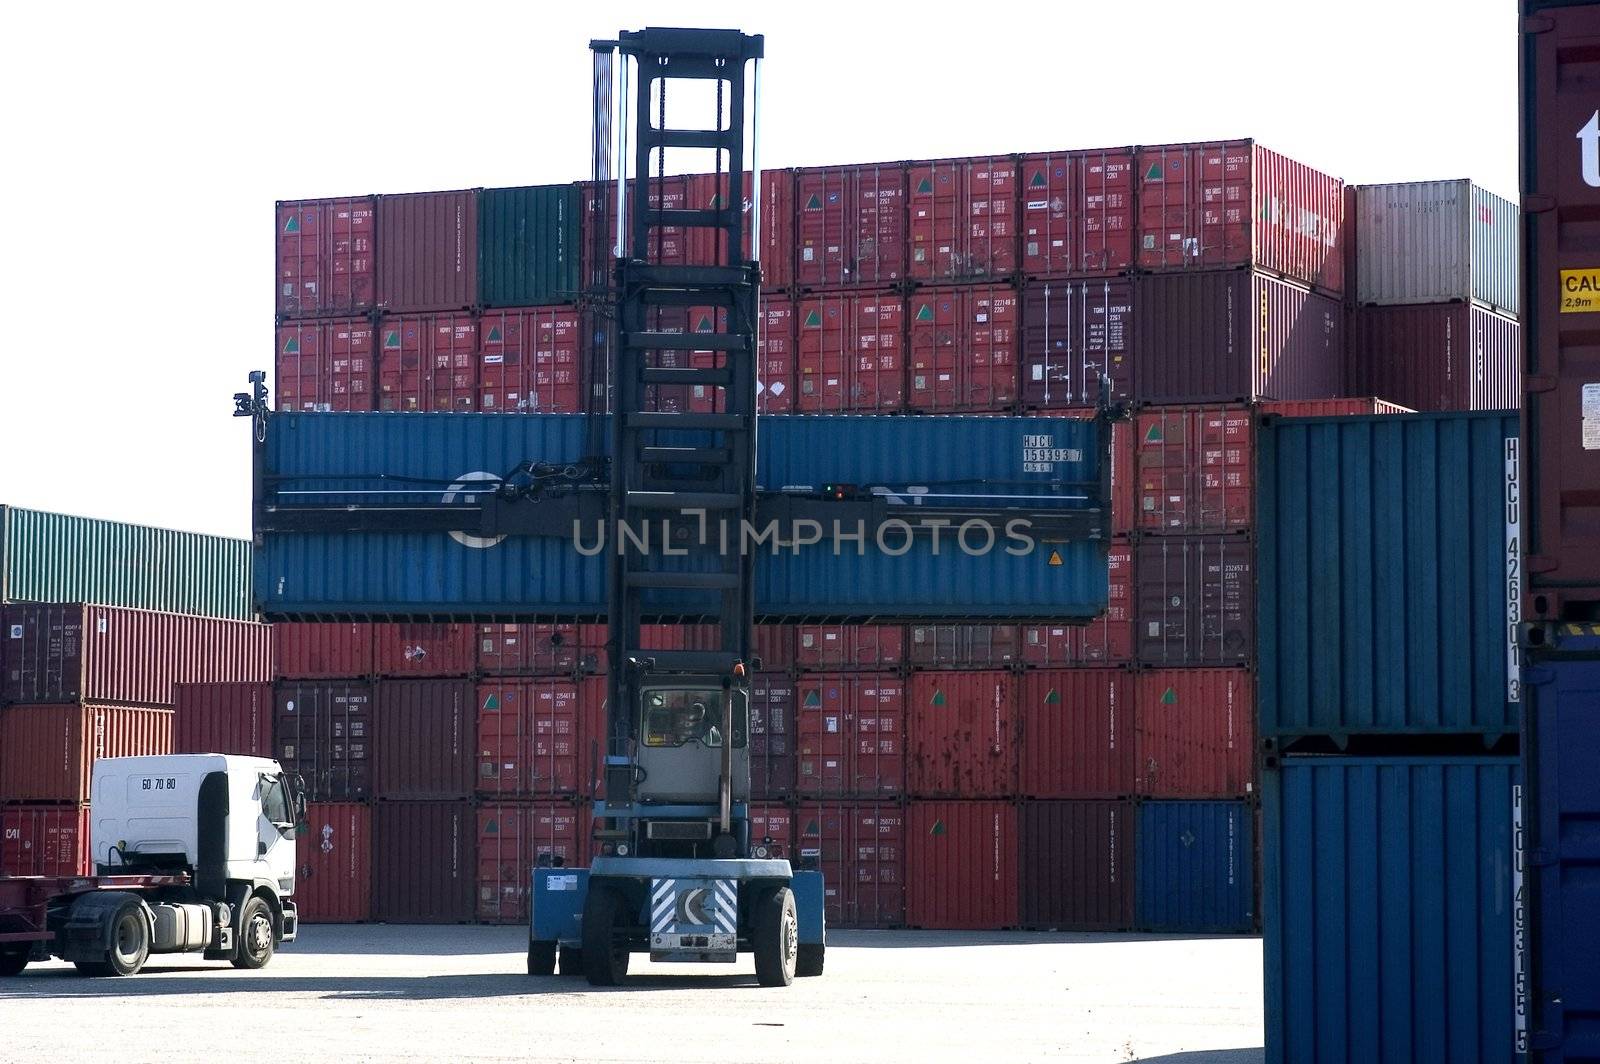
<box><xmin>641</xmin><ymin>688</ymin><xmax>747</xmax><ymax>749</ymax></box>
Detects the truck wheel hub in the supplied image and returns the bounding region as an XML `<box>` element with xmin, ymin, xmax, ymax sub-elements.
<box><xmin>247</xmin><ymin>914</ymin><xmax>272</xmax><ymax>953</ymax></box>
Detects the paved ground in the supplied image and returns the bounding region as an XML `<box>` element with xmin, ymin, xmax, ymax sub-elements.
<box><xmin>0</xmin><ymin>926</ymin><xmax>1264</xmax><ymax>1063</ymax></box>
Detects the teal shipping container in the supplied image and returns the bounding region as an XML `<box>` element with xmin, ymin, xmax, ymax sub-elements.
<box><xmin>478</xmin><ymin>184</ymin><xmax>581</xmax><ymax>308</ymax></box>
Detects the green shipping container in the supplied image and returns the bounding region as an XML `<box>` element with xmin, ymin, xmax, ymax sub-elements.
<box><xmin>0</xmin><ymin>506</ymin><xmax>253</xmax><ymax>621</ymax></box>
<box><xmin>478</xmin><ymin>184</ymin><xmax>581</xmax><ymax>308</ymax></box>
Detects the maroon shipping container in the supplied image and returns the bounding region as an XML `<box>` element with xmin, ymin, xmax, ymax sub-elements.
<box><xmin>1</xmin><ymin>603</ymin><xmax>271</xmax><ymax>707</ymax></box>
<box><xmin>478</xmin><ymin>305</ymin><xmax>583</xmax><ymax>414</ymax></box>
<box><xmin>475</xmin><ymin>678</ymin><xmax>588</xmax><ymax>798</ymax></box>
<box><xmin>752</xmin><ymin>624</ymin><xmax>796</xmax><ymax>671</ymax></box>
<box><xmin>275</xmin><ymin>317</ymin><xmax>377</xmax><ymax>412</ymax></box>
<box><xmin>1135</xmin><ymin>536</ymin><xmax>1255</xmax><ymax>666</ymax></box>
<box><xmin>581</xmin><ymin>175</ymin><xmax>690</xmax><ymax>284</ymax></box>
<box><xmin>750</xmin><ymin>675</ymin><xmax>796</xmax><ymax>801</ymax></box>
<box><xmin>906</xmin><ymin>625</ymin><xmax>1021</xmax><ymax>668</ymax></box>
<box><xmin>476</xmin><ymin>623</ymin><xmax>586</xmax><ymax>675</ymax></box>
<box><xmin>1349</xmin><ymin>303</ymin><xmax>1521</xmax><ymax>413</ymax></box>
<box><xmin>371</xmin><ymin>800</ymin><xmax>474</xmax><ymax>924</ymax></box>
<box><xmin>172</xmin><ymin>682</ymin><xmax>273</xmax><ymax>757</ymax></box>
<box><xmin>795</xmin><ymin>624</ymin><xmax>904</xmax><ymax>670</ymax></box>
<box><xmin>795</xmin><ymin>673</ymin><xmax>905</xmax><ymax>798</ymax></box>
<box><xmin>1018</xmin><ymin>800</ymin><xmax>1135</xmax><ymax>930</ymax></box>
<box><xmin>476</xmin><ymin>801</ymin><xmax>586</xmax><ymax>923</ymax></box>
<box><xmin>1135</xmin><ymin>669</ymin><xmax>1255</xmax><ymax>798</ymax></box>
<box><xmin>374</xmin><ymin>680</ymin><xmax>474</xmax><ymax>800</ymax></box>
<box><xmin>907</xmin><ymin>284</ymin><xmax>1019</xmax><ymax>412</ymax></box>
<box><xmin>1</xmin><ymin>804</ymin><xmax>91</xmax><ymax>877</ymax></box>
<box><xmin>1020</xmin><ymin>539</ymin><xmax>1134</xmax><ymax>665</ymax></box>
<box><xmin>907</xmin><ymin>671</ymin><xmax>1016</xmax><ymax>799</ymax></box>
<box><xmin>376</xmin><ymin>190</ymin><xmax>477</xmax><ymax>313</ymax></box>
<box><xmin>0</xmin><ymin>704</ymin><xmax>172</xmax><ymax>803</ymax></box>
<box><xmin>907</xmin><ymin>156</ymin><xmax>1018</xmax><ymax>281</ymax></box>
<box><xmin>1136</xmin><ymin>141</ymin><xmax>1344</xmax><ymax>293</ymax></box>
<box><xmin>1020</xmin><ymin>279</ymin><xmax>1135</xmax><ymax>406</ymax></box>
<box><xmin>1257</xmin><ymin>397</ymin><xmax>1413</xmax><ymax>417</ymax></box>
<box><xmin>1019</xmin><ymin>148</ymin><xmax>1136</xmax><ymax>279</ymax></box>
<box><xmin>372</xmin><ymin>623</ymin><xmax>476</xmax><ymax>678</ymax></box>
<box><xmin>295</xmin><ymin>802</ymin><xmax>372</xmax><ymax>923</ymax></box>
<box><xmin>1018</xmin><ymin>669</ymin><xmax>1134</xmax><ymax>799</ymax></box>
<box><xmin>1135</xmin><ymin>406</ymin><xmax>1255</xmax><ymax>534</ymax></box>
<box><xmin>377</xmin><ymin>313</ymin><xmax>479</xmax><ymax>412</ymax></box>
<box><xmin>797</xmin><ymin>291</ymin><xmax>906</xmax><ymax>412</ymax></box>
<box><xmin>749</xmin><ymin>803</ymin><xmax>795</xmax><ymax>861</ymax></box>
<box><xmin>274</xmin><ymin>682</ymin><xmax>374</xmax><ymax>801</ymax></box>
<box><xmin>795</xmin><ymin>162</ymin><xmax>908</xmax><ymax>288</ymax></box>
<box><xmin>277</xmin><ymin>196</ymin><xmax>375</xmax><ymax>319</ymax></box>
<box><xmin>906</xmin><ymin>800</ymin><xmax>1019</xmax><ymax>930</ymax></box>
<box><xmin>796</xmin><ymin>802</ymin><xmax>906</xmax><ymax>929</ymax></box>
<box><xmin>1134</xmin><ymin>269</ymin><xmax>1344</xmax><ymax>404</ymax></box>
<box><xmin>273</xmin><ymin>623</ymin><xmax>374</xmax><ymax>680</ymax></box>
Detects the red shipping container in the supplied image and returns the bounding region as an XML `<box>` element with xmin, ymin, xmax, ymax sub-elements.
<box><xmin>1</xmin><ymin>804</ymin><xmax>91</xmax><ymax>877</ymax></box>
<box><xmin>749</xmin><ymin>803</ymin><xmax>795</xmax><ymax>860</ymax></box>
<box><xmin>371</xmin><ymin>800</ymin><xmax>474</xmax><ymax>924</ymax></box>
<box><xmin>372</xmin><ymin>623</ymin><xmax>475</xmax><ymax>678</ymax></box>
<box><xmin>750</xmin><ymin>674</ymin><xmax>796</xmax><ymax>801</ymax></box>
<box><xmin>1349</xmin><ymin>303</ymin><xmax>1521</xmax><ymax>413</ymax></box>
<box><xmin>1134</xmin><ymin>536</ymin><xmax>1255</xmax><ymax>667</ymax></box>
<box><xmin>907</xmin><ymin>671</ymin><xmax>1016</xmax><ymax>799</ymax></box>
<box><xmin>906</xmin><ymin>800</ymin><xmax>1019</xmax><ymax>930</ymax></box>
<box><xmin>1020</xmin><ymin>279</ymin><xmax>1135</xmax><ymax>406</ymax></box>
<box><xmin>906</xmin><ymin>625</ymin><xmax>1022</xmax><ymax>668</ymax></box>
<box><xmin>374</xmin><ymin>680</ymin><xmax>474</xmax><ymax>800</ymax></box>
<box><xmin>908</xmin><ymin>285</ymin><xmax>1019</xmax><ymax>412</ymax></box>
<box><xmin>1258</xmin><ymin>397</ymin><xmax>1413</xmax><ymax>417</ymax></box>
<box><xmin>796</xmin><ymin>802</ymin><xmax>906</xmax><ymax>929</ymax></box>
<box><xmin>752</xmin><ymin>624</ymin><xmax>795</xmax><ymax>671</ymax></box>
<box><xmin>1020</xmin><ymin>540</ymin><xmax>1135</xmax><ymax>665</ymax></box>
<box><xmin>275</xmin><ymin>318</ymin><xmax>377</xmax><ymax>412</ymax></box>
<box><xmin>1036</xmin><ymin>413</ymin><xmax>1134</xmax><ymax>534</ymax></box>
<box><xmin>277</xmin><ymin>196</ymin><xmax>375</xmax><ymax>319</ymax></box>
<box><xmin>797</xmin><ymin>292</ymin><xmax>905</xmax><ymax>412</ymax></box>
<box><xmin>1134</xmin><ymin>269</ymin><xmax>1345</xmax><ymax>404</ymax></box>
<box><xmin>172</xmin><ymin>681</ymin><xmax>273</xmax><ymax>757</ymax></box>
<box><xmin>1018</xmin><ymin>800</ymin><xmax>1134</xmax><ymax>930</ymax></box>
<box><xmin>1</xmin><ymin>603</ymin><xmax>272</xmax><ymax>707</ymax></box>
<box><xmin>0</xmin><ymin>704</ymin><xmax>172</xmax><ymax>803</ymax></box>
<box><xmin>757</xmin><ymin>295</ymin><xmax>796</xmax><ymax>414</ymax></box>
<box><xmin>1019</xmin><ymin>148</ymin><xmax>1135</xmax><ymax>278</ymax></box>
<box><xmin>476</xmin><ymin>623</ymin><xmax>586</xmax><ymax>675</ymax></box>
<box><xmin>475</xmin><ymin>678</ymin><xmax>586</xmax><ymax>798</ymax></box>
<box><xmin>376</xmin><ymin>190</ymin><xmax>477</xmax><ymax>313</ymax></box>
<box><xmin>795</xmin><ymin>162</ymin><xmax>908</xmax><ymax>288</ymax></box>
<box><xmin>1136</xmin><ymin>141</ymin><xmax>1344</xmax><ymax>294</ymax></box>
<box><xmin>476</xmin><ymin>801</ymin><xmax>586</xmax><ymax>923</ymax></box>
<box><xmin>377</xmin><ymin>313</ymin><xmax>479</xmax><ymax>412</ymax></box>
<box><xmin>274</xmin><ymin>682</ymin><xmax>374</xmax><ymax>802</ymax></box>
<box><xmin>273</xmin><ymin>623</ymin><xmax>375</xmax><ymax>680</ymax></box>
<box><xmin>1018</xmin><ymin>669</ymin><xmax>1134</xmax><ymax>799</ymax></box>
<box><xmin>795</xmin><ymin>624</ymin><xmax>904</xmax><ymax>670</ymax></box>
<box><xmin>907</xmin><ymin>156</ymin><xmax>1017</xmax><ymax>281</ymax></box>
<box><xmin>1135</xmin><ymin>406</ymin><xmax>1255</xmax><ymax>534</ymax></box>
<box><xmin>295</xmin><ymin>802</ymin><xmax>372</xmax><ymax>923</ymax></box>
<box><xmin>580</xmin><ymin>175</ymin><xmax>690</xmax><ymax>285</ymax></box>
<box><xmin>1135</xmin><ymin>669</ymin><xmax>1255</xmax><ymax>798</ymax></box>
<box><xmin>580</xmin><ymin>172</ymin><xmax>791</xmax><ymax>283</ymax></box>
<box><xmin>478</xmin><ymin>305</ymin><xmax>582</xmax><ymax>413</ymax></box>
<box><xmin>795</xmin><ymin>674</ymin><xmax>904</xmax><ymax>798</ymax></box>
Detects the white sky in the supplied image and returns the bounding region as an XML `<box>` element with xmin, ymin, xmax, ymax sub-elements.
<box><xmin>0</xmin><ymin>0</ymin><xmax>1518</xmax><ymax>540</ymax></box>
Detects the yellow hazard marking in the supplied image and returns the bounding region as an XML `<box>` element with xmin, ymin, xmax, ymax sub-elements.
<box><xmin>1047</xmin><ymin>550</ymin><xmax>1062</xmax><ymax>566</ymax></box>
<box><xmin>1560</xmin><ymin>269</ymin><xmax>1600</xmax><ymax>312</ymax></box>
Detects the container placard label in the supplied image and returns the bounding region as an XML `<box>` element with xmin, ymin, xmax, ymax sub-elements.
<box><xmin>1584</xmin><ymin>383</ymin><xmax>1600</xmax><ymax>450</ymax></box>
<box><xmin>1505</xmin><ymin>438</ymin><xmax>1522</xmax><ymax>704</ymax></box>
<box><xmin>547</xmin><ymin>874</ymin><xmax>578</xmax><ymax>892</ymax></box>
<box><xmin>1560</xmin><ymin>269</ymin><xmax>1600</xmax><ymax>312</ymax></box>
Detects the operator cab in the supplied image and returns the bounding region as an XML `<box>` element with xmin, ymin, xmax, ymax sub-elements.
<box><xmin>635</xmin><ymin>682</ymin><xmax>749</xmax><ymax>806</ymax></box>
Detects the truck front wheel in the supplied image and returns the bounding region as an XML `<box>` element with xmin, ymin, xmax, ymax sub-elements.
<box><xmin>76</xmin><ymin>902</ymin><xmax>149</xmax><ymax>977</ymax></box>
<box><xmin>0</xmin><ymin>947</ymin><xmax>28</xmax><ymax>977</ymax></box>
<box><xmin>231</xmin><ymin>896</ymin><xmax>276</xmax><ymax>970</ymax></box>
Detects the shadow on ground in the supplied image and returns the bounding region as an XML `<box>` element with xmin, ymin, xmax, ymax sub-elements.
<box><xmin>1133</xmin><ymin>1051</ymin><xmax>1264</xmax><ymax>1064</ymax></box>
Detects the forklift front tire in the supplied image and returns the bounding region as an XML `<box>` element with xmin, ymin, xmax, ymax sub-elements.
<box><xmin>581</xmin><ymin>886</ymin><xmax>630</xmax><ymax>987</ymax></box>
<box><xmin>527</xmin><ymin>939</ymin><xmax>557</xmax><ymax>976</ymax></box>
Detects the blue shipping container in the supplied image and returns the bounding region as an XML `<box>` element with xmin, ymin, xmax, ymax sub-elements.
<box><xmin>1257</xmin><ymin>412</ymin><xmax>1519</xmax><ymax>739</ymax></box>
<box><xmin>1262</xmin><ymin>756</ymin><xmax>1519</xmax><ymax>1064</ymax></box>
<box><xmin>1135</xmin><ymin>800</ymin><xmax>1254</xmax><ymax>933</ymax></box>
<box><xmin>255</xmin><ymin>412</ymin><xmax>1109</xmax><ymax>619</ymax></box>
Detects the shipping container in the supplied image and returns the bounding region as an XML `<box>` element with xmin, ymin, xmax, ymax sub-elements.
<box><xmin>750</xmin><ymin>674</ymin><xmax>796</xmax><ymax>801</ymax></box>
<box><xmin>372</xmin><ymin>623</ymin><xmax>476</xmax><ymax>678</ymax></box>
<box><xmin>1018</xmin><ymin>148</ymin><xmax>1135</xmax><ymax>279</ymax></box>
<box><xmin>295</xmin><ymin>802</ymin><xmax>372</xmax><ymax>923</ymax></box>
<box><xmin>907</xmin><ymin>285</ymin><xmax>1019</xmax><ymax>412</ymax></box>
<box><xmin>274</xmin><ymin>681</ymin><xmax>374</xmax><ymax>801</ymax></box>
<box><xmin>0</xmin><ymin>703</ymin><xmax>172</xmax><ymax>804</ymax></box>
<box><xmin>1134</xmin><ymin>536</ymin><xmax>1255</xmax><ymax>666</ymax></box>
<box><xmin>1135</xmin><ymin>800</ymin><xmax>1254</xmax><ymax>933</ymax></box>
<box><xmin>1017</xmin><ymin>669</ymin><xmax>1133</xmax><ymax>799</ymax></box>
<box><xmin>1135</xmin><ymin>669</ymin><xmax>1254</xmax><ymax>798</ymax></box>
<box><xmin>795</xmin><ymin>674</ymin><xmax>904</xmax><ymax>798</ymax></box>
<box><xmin>1349</xmin><ymin>302</ymin><xmax>1521</xmax><ymax>413</ymax></box>
<box><xmin>478</xmin><ymin>305</ymin><xmax>583</xmax><ymax>414</ymax></box>
<box><xmin>374</xmin><ymin>679</ymin><xmax>474</xmax><ymax>800</ymax></box>
<box><xmin>1</xmin><ymin>603</ymin><xmax>272</xmax><ymax>706</ymax></box>
<box><xmin>748</xmin><ymin>803</ymin><xmax>794</xmax><ymax>860</ymax></box>
<box><xmin>476</xmin><ymin>801</ymin><xmax>585</xmax><ymax>923</ymax></box>
<box><xmin>172</xmin><ymin>681</ymin><xmax>273</xmax><ymax>757</ymax></box>
<box><xmin>796</xmin><ymin>292</ymin><xmax>905</xmax><ymax>412</ymax></box>
<box><xmin>376</xmin><ymin>190</ymin><xmax>478</xmax><ymax>313</ymax></box>
<box><xmin>1136</xmin><ymin>141</ymin><xmax>1344</xmax><ymax>293</ymax></box>
<box><xmin>1134</xmin><ymin>269</ymin><xmax>1345</xmax><ymax>404</ymax></box>
<box><xmin>1262</xmin><ymin>757</ymin><xmax>1517</xmax><ymax>1064</ymax></box>
<box><xmin>276</xmin><ymin>196</ymin><xmax>375</xmax><ymax>319</ymax></box>
<box><xmin>474</xmin><ymin>677</ymin><xmax>587</xmax><ymax>798</ymax></box>
<box><xmin>907</xmin><ymin>671</ymin><xmax>1015</xmax><ymax>799</ymax></box>
<box><xmin>0</xmin><ymin>505</ymin><xmax>253</xmax><ymax>621</ymax></box>
<box><xmin>1</xmin><ymin>804</ymin><xmax>90</xmax><ymax>877</ymax></box>
<box><xmin>1257</xmin><ymin>397</ymin><xmax>1413</xmax><ymax>418</ymax></box>
<box><xmin>475</xmin><ymin>622</ymin><xmax>586</xmax><ymax>675</ymax></box>
<box><xmin>272</xmin><ymin>622</ymin><xmax>375</xmax><ymax>680</ymax></box>
<box><xmin>1020</xmin><ymin>540</ymin><xmax>1134</xmax><ymax>665</ymax></box>
<box><xmin>1354</xmin><ymin>179</ymin><xmax>1519</xmax><ymax>314</ymax></box>
<box><xmin>907</xmin><ymin>156</ymin><xmax>1017</xmax><ymax>281</ymax></box>
<box><xmin>752</xmin><ymin>624</ymin><xmax>796</xmax><ymax>671</ymax></box>
<box><xmin>377</xmin><ymin>312</ymin><xmax>479</xmax><ymax>412</ymax></box>
<box><xmin>796</xmin><ymin>802</ymin><xmax>905</xmax><ymax>929</ymax></box>
<box><xmin>795</xmin><ymin>624</ymin><xmax>904</xmax><ymax>670</ymax></box>
<box><xmin>1020</xmin><ymin>279</ymin><xmax>1134</xmax><ymax>406</ymax></box>
<box><xmin>1018</xmin><ymin>800</ymin><xmax>1134</xmax><ymax>930</ymax></box>
<box><xmin>795</xmin><ymin>162</ymin><xmax>907</xmax><ymax>288</ymax></box>
<box><xmin>756</xmin><ymin>295</ymin><xmax>796</xmax><ymax>414</ymax></box>
<box><xmin>1135</xmin><ymin>406</ymin><xmax>1254</xmax><ymax>534</ymax></box>
<box><xmin>371</xmin><ymin>800</ymin><xmax>474</xmax><ymax>924</ymax></box>
<box><xmin>478</xmin><ymin>184</ymin><xmax>581</xmax><ymax>308</ymax></box>
<box><xmin>906</xmin><ymin>801</ymin><xmax>1019</xmax><ymax>930</ymax></box>
<box><xmin>906</xmin><ymin>624</ymin><xmax>1021</xmax><ymax>668</ymax></box>
<box><xmin>274</xmin><ymin>317</ymin><xmax>377</xmax><ymax>412</ymax></box>
<box><xmin>1257</xmin><ymin>412</ymin><xmax>1519</xmax><ymax>738</ymax></box>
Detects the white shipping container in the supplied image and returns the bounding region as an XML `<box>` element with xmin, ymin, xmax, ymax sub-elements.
<box><xmin>1354</xmin><ymin>179</ymin><xmax>1519</xmax><ymax>315</ymax></box>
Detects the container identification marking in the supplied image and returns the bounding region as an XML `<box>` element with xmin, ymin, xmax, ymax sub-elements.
<box><xmin>1513</xmin><ymin>783</ymin><xmax>1527</xmax><ymax>1054</ymax></box>
<box><xmin>1504</xmin><ymin>438</ymin><xmax>1522</xmax><ymax>703</ymax></box>
<box><xmin>1559</xmin><ymin>269</ymin><xmax>1600</xmax><ymax>312</ymax></box>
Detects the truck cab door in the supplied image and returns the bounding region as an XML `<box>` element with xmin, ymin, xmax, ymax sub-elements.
<box><xmin>255</xmin><ymin>773</ymin><xmax>297</xmax><ymax>891</ymax></box>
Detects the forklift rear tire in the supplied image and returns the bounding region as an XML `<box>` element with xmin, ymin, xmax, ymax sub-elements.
<box><xmin>754</xmin><ymin>887</ymin><xmax>798</xmax><ymax>987</ymax></box>
<box><xmin>0</xmin><ymin>947</ymin><xmax>28</xmax><ymax>977</ymax></box>
<box><xmin>581</xmin><ymin>886</ymin><xmax>630</xmax><ymax>986</ymax></box>
<box><xmin>796</xmin><ymin>943</ymin><xmax>825</xmax><ymax>977</ymax></box>
<box><xmin>527</xmin><ymin>939</ymin><xmax>557</xmax><ymax>975</ymax></box>
<box><xmin>558</xmin><ymin>945</ymin><xmax>584</xmax><ymax>976</ymax></box>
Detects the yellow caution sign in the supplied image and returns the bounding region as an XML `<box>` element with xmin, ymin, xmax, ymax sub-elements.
<box><xmin>1560</xmin><ymin>269</ymin><xmax>1600</xmax><ymax>312</ymax></box>
<box><xmin>1047</xmin><ymin>550</ymin><xmax>1062</xmax><ymax>566</ymax></box>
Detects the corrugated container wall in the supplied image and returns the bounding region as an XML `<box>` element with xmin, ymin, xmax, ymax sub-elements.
<box><xmin>478</xmin><ymin>184</ymin><xmax>580</xmax><ymax>308</ymax></box>
<box><xmin>906</xmin><ymin>156</ymin><xmax>1017</xmax><ymax>281</ymax></box>
<box><xmin>371</xmin><ymin>800</ymin><xmax>475</xmax><ymax>924</ymax></box>
<box><xmin>1349</xmin><ymin>303</ymin><xmax>1521</xmax><ymax>413</ymax></box>
<box><xmin>1018</xmin><ymin>148</ymin><xmax>1135</xmax><ymax>279</ymax></box>
<box><xmin>376</xmin><ymin>190</ymin><xmax>478</xmax><ymax>313</ymax></box>
<box><xmin>1020</xmin><ymin>279</ymin><xmax>1135</xmax><ymax>406</ymax></box>
<box><xmin>907</xmin><ymin>671</ymin><xmax>1016</xmax><ymax>799</ymax></box>
<box><xmin>0</xmin><ymin>704</ymin><xmax>173</xmax><ymax>803</ymax></box>
<box><xmin>1134</xmin><ymin>536</ymin><xmax>1255</xmax><ymax>666</ymax></box>
<box><xmin>1017</xmin><ymin>669</ymin><xmax>1134</xmax><ymax>799</ymax></box>
<box><xmin>274</xmin><ymin>682</ymin><xmax>373</xmax><ymax>801</ymax></box>
<box><xmin>374</xmin><ymin>680</ymin><xmax>475</xmax><ymax>800</ymax></box>
<box><xmin>1135</xmin><ymin>406</ymin><xmax>1255</xmax><ymax>534</ymax></box>
<box><xmin>1135</xmin><ymin>670</ymin><xmax>1255</xmax><ymax>798</ymax></box>
<box><xmin>1263</xmin><ymin>757</ymin><xmax>1518</xmax><ymax>1064</ymax></box>
<box><xmin>1354</xmin><ymin>179</ymin><xmax>1519</xmax><ymax>314</ymax></box>
<box><xmin>796</xmin><ymin>802</ymin><xmax>905</xmax><ymax>929</ymax></box>
<box><xmin>275</xmin><ymin>317</ymin><xmax>377</xmax><ymax>412</ymax></box>
<box><xmin>474</xmin><ymin>677</ymin><xmax>591</xmax><ymax>798</ymax></box>
<box><xmin>906</xmin><ymin>801</ymin><xmax>1019</xmax><ymax>930</ymax></box>
<box><xmin>476</xmin><ymin>801</ymin><xmax>586</xmax><ymax>923</ymax></box>
<box><xmin>796</xmin><ymin>674</ymin><xmax>904</xmax><ymax>799</ymax></box>
<box><xmin>272</xmin><ymin>623</ymin><xmax>374</xmax><ymax>679</ymax></box>
<box><xmin>795</xmin><ymin>162</ymin><xmax>907</xmax><ymax>288</ymax></box>
<box><xmin>1256</xmin><ymin>413</ymin><xmax>1519</xmax><ymax>739</ymax></box>
<box><xmin>0</xmin><ymin>506</ymin><xmax>253</xmax><ymax>620</ymax></box>
<box><xmin>1</xmin><ymin>805</ymin><xmax>91</xmax><ymax>877</ymax></box>
<box><xmin>1135</xmin><ymin>800</ymin><xmax>1255</xmax><ymax>933</ymax></box>
<box><xmin>295</xmin><ymin>802</ymin><xmax>372</xmax><ymax>923</ymax></box>
<box><xmin>276</xmin><ymin>196</ymin><xmax>376</xmax><ymax>319</ymax></box>
<box><xmin>1018</xmin><ymin>800</ymin><xmax>1135</xmax><ymax>931</ymax></box>
<box><xmin>172</xmin><ymin>682</ymin><xmax>273</xmax><ymax>757</ymax></box>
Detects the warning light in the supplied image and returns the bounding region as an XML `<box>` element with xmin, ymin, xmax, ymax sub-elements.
<box><xmin>822</xmin><ymin>483</ymin><xmax>857</xmax><ymax>501</ymax></box>
<box><xmin>733</xmin><ymin>661</ymin><xmax>747</xmax><ymax>678</ymax></box>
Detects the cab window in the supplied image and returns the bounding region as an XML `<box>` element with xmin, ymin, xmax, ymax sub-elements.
<box><xmin>641</xmin><ymin>689</ymin><xmax>747</xmax><ymax>748</ymax></box>
<box><xmin>260</xmin><ymin>775</ymin><xmax>291</xmax><ymax>825</ymax></box>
